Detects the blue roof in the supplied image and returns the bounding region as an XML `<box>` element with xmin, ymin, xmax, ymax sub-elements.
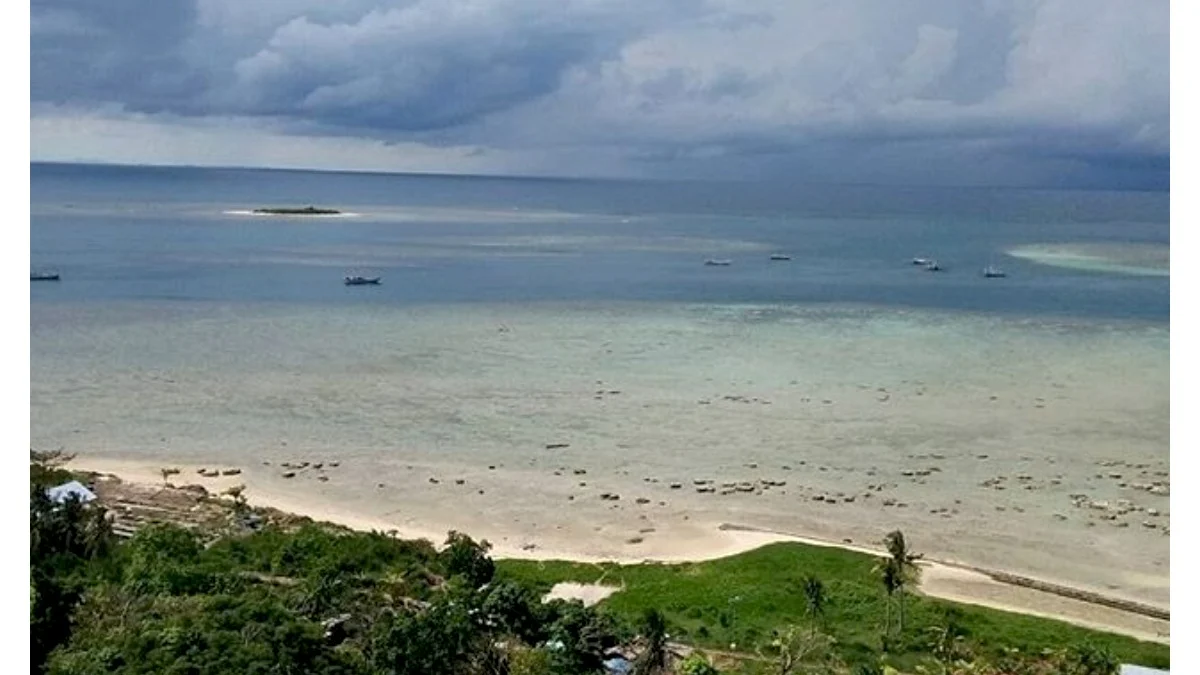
<box><xmin>45</xmin><ymin>480</ymin><xmax>96</xmax><ymax>504</ymax></box>
<box><xmin>603</xmin><ymin>656</ymin><xmax>632</xmax><ymax>675</ymax></box>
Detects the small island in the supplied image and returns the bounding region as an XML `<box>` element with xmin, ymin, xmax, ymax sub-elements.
<box><xmin>251</xmin><ymin>205</ymin><xmax>341</xmax><ymax>215</ymax></box>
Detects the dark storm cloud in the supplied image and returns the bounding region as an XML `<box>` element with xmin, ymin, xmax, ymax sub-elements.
<box><xmin>31</xmin><ymin>0</ymin><xmax>206</xmax><ymax>113</ymax></box>
<box><xmin>32</xmin><ymin>0</ymin><xmax>699</xmax><ymax>132</ymax></box>
<box><xmin>29</xmin><ymin>0</ymin><xmax>1169</xmax><ymax>187</ymax></box>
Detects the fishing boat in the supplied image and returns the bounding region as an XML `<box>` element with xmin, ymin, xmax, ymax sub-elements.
<box><xmin>982</xmin><ymin>265</ymin><xmax>1007</xmax><ymax>278</ymax></box>
<box><xmin>31</xmin><ymin>270</ymin><xmax>60</xmax><ymax>281</ymax></box>
<box><xmin>344</xmin><ymin>276</ymin><xmax>381</xmax><ymax>286</ymax></box>
<box><xmin>924</xmin><ymin>260</ymin><xmax>943</xmax><ymax>272</ymax></box>
<box><xmin>704</xmin><ymin>259</ymin><xmax>733</xmax><ymax>266</ymax></box>
<box><xmin>769</xmin><ymin>254</ymin><xmax>792</xmax><ymax>261</ymax></box>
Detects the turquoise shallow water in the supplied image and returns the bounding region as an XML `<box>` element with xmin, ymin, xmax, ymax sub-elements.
<box><xmin>30</xmin><ymin>300</ymin><xmax>1170</xmax><ymax>604</ymax></box>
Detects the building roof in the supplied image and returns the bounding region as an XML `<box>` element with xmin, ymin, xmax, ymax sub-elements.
<box><xmin>46</xmin><ymin>480</ymin><xmax>97</xmax><ymax>504</ymax></box>
<box><xmin>603</xmin><ymin>657</ymin><xmax>632</xmax><ymax>675</ymax></box>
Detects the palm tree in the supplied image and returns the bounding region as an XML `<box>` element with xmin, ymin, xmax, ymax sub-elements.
<box><xmin>633</xmin><ymin>608</ymin><xmax>670</xmax><ymax>675</ymax></box>
<box><xmin>876</xmin><ymin>558</ymin><xmax>900</xmax><ymax>640</ymax></box>
<box><xmin>883</xmin><ymin>530</ymin><xmax>921</xmax><ymax>632</ymax></box>
<box><xmin>802</xmin><ymin>575</ymin><xmax>826</xmax><ymax>636</ymax></box>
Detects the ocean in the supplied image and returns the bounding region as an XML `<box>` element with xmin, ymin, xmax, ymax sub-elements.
<box><xmin>29</xmin><ymin>162</ymin><xmax>1170</xmax><ymax>607</ymax></box>
<box><xmin>31</xmin><ymin>162</ymin><xmax>1168</xmax><ymax>319</ymax></box>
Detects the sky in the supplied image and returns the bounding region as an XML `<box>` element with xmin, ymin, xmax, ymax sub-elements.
<box><xmin>29</xmin><ymin>0</ymin><xmax>1169</xmax><ymax>188</ymax></box>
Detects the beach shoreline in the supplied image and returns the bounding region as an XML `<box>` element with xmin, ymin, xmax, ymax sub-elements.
<box><xmin>65</xmin><ymin>456</ymin><xmax>1170</xmax><ymax>645</ymax></box>
<box><xmin>34</xmin><ymin>300</ymin><xmax>1168</xmax><ymax>618</ymax></box>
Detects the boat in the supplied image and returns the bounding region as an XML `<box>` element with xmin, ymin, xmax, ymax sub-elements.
<box><xmin>924</xmin><ymin>260</ymin><xmax>943</xmax><ymax>272</ymax></box>
<box><xmin>769</xmin><ymin>254</ymin><xmax>792</xmax><ymax>261</ymax></box>
<box><xmin>912</xmin><ymin>257</ymin><xmax>932</xmax><ymax>265</ymax></box>
<box><xmin>344</xmin><ymin>276</ymin><xmax>381</xmax><ymax>286</ymax></box>
<box><xmin>31</xmin><ymin>271</ymin><xmax>60</xmax><ymax>281</ymax></box>
<box><xmin>704</xmin><ymin>259</ymin><xmax>733</xmax><ymax>266</ymax></box>
<box><xmin>982</xmin><ymin>265</ymin><xmax>1006</xmax><ymax>278</ymax></box>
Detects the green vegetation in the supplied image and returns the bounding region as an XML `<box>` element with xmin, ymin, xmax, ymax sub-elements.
<box><xmin>496</xmin><ymin>543</ymin><xmax>1168</xmax><ymax>672</ymax></box>
<box><xmin>30</xmin><ymin>451</ymin><xmax>1166</xmax><ymax>674</ymax></box>
<box><xmin>30</xmin><ymin>453</ymin><xmax>623</xmax><ymax>675</ymax></box>
<box><xmin>252</xmin><ymin>206</ymin><xmax>341</xmax><ymax>215</ymax></box>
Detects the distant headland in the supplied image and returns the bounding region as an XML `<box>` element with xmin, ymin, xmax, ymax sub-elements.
<box><xmin>251</xmin><ymin>206</ymin><xmax>341</xmax><ymax>215</ymax></box>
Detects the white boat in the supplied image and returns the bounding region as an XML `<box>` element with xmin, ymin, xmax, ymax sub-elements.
<box><xmin>982</xmin><ymin>265</ymin><xmax>1006</xmax><ymax>278</ymax></box>
<box><xmin>912</xmin><ymin>257</ymin><xmax>932</xmax><ymax>265</ymax></box>
<box><xmin>344</xmin><ymin>275</ymin><xmax>381</xmax><ymax>286</ymax></box>
<box><xmin>704</xmin><ymin>259</ymin><xmax>733</xmax><ymax>266</ymax></box>
<box><xmin>769</xmin><ymin>254</ymin><xmax>792</xmax><ymax>261</ymax></box>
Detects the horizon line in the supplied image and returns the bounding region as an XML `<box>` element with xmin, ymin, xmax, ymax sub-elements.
<box><xmin>29</xmin><ymin>159</ymin><xmax>1170</xmax><ymax>194</ymax></box>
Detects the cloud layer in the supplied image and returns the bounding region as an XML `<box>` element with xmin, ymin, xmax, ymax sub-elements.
<box><xmin>31</xmin><ymin>0</ymin><xmax>1169</xmax><ymax>186</ymax></box>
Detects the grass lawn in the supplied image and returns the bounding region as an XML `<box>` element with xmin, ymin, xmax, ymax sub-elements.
<box><xmin>497</xmin><ymin>542</ymin><xmax>1169</xmax><ymax>672</ymax></box>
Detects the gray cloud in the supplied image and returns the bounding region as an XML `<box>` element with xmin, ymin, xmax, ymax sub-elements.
<box><xmin>32</xmin><ymin>0</ymin><xmax>205</xmax><ymax>113</ymax></box>
<box><xmin>30</xmin><ymin>0</ymin><xmax>1168</xmax><ymax>187</ymax></box>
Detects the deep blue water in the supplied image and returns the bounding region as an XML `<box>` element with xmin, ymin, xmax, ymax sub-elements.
<box><xmin>30</xmin><ymin>162</ymin><xmax>1169</xmax><ymax>321</ymax></box>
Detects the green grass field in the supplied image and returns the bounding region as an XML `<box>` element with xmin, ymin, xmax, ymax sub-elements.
<box><xmin>497</xmin><ymin>542</ymin><xmax>1169</xmax><ymax>672</ymax></box>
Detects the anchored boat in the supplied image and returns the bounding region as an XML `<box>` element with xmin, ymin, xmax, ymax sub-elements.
<box><xmin>344</xmin><ymin>276</ymin><xmax>381</xmax><ymax>286</ymax></box>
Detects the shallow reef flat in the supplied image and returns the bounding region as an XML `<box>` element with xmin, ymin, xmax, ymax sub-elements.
<box><xmin>1007</xmin><ymin>243</ymin><xmax>1169</xmax><ymax>276</ymax></box>
<box><xmin>32</xmin><ymin>300</ymin><xmax>1169</xmax><ymax>608</ymax></box>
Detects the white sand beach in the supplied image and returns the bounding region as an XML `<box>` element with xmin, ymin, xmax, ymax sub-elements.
<box><xmin>62</xmin><ymin>455</ymin><xmax>1169</xmax><ymax>643</ymax></box>
<box><xmin>33</xmin><ymin>301</ymin><xmax>1169</xmax><ymax>622</ymax></box>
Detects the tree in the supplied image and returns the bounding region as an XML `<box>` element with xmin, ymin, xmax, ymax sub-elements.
<box><xmin>31</xmin><ymin>566</ymin><xmax>80</xmax><ymax>674</ymax></box>
<box><xmin>31</xmin><ymin>484</ymin><xmax>113</xmax><ymax>566</ymax></box>
<box><xmin>29</xmin><ymin>469</ymin><xmax>113</xmax><ymax>675</ymax></box>
<box><xmin>368</xmin><ymin>598</ymin><xmax>481</xmax><ymax>675</ymax></box>
<box><xmin>439</xmin><ymin>531</ymin><xmax>495</xmax><ymax>589</ymax></box>
<box><xmin>481</xmin><ymin>581</ymin><xmax>547</xmax><ymax>645</ymax></box>
<box><xmin>545</xmin><ymin>600</ymin><xmax>618</xmax><ymax>675</ymax></box>
<box><xmin>876</xmin><ymin>558</ymin><xmax>901</xmax><ymax>641</ymax></box>
<box><xmin>122</xmin><ymin>524</ymin><xmax>211</xmax><ymax>596</ymax></box>
<box><xmin>30</xmin><ymin>449</ymin><xmax>76</xmax><ymax>486</ymax></box>
<box><xmin>764</xmin><ymin>625</ymin><xmax>835</xmax><ymax>675</ymax></box>
<box><xmin>296</xmin><ymin>566</ymin><xmax>349</xmax><ymax>618</ymax></box>
<box><xmin>802</xmin><ymin>575</ymin><xmax>827</xmax><ymax>636</ymax></box>
<box><xmin>49</xmin><ymin>590</ymin><xmax>361</xmax><ymax>675</ymax></box>
<box><xmin>633</xmin><ymin>608</ymin><xmax>669</xmax><ymax>675</ymax></box>
<box><xmin>882</xmin><ymin>530</ymin><xmax>921</xmax><ymax>633</ymax></box>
